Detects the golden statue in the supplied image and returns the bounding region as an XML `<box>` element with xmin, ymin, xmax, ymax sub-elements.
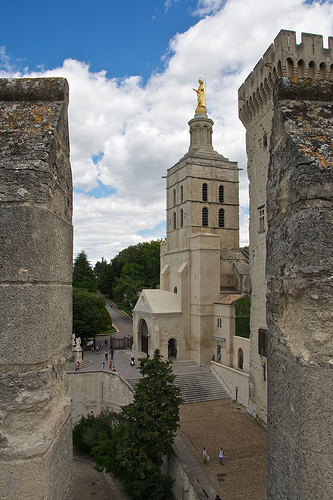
<box><xmin>193</xmin><ymin>78</ymin><xmax>206</xmax><ymax>112</ymax></box>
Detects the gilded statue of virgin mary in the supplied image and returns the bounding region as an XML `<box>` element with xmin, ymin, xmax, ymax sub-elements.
<box><xmin>193</xmin><ymin>78</ymin><xmax>206</xmax><ymax>111</ymax></box>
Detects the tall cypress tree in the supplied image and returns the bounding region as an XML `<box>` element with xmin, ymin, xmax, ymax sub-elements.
<box><xmin>73</xmin><ymin>250</ymin><xmax>96</xmax><ymax>292</ymax></box>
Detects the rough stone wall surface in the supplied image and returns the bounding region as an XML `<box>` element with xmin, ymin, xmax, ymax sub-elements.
<box><xmin>0</xmin><ymin>78</ymin><xmax>73</xmax><ymax>499</ymax></box>
<box><xmin>266</xmin><ymin>78</ymin><xmax>333</xmax><ymax>499</ymax></box>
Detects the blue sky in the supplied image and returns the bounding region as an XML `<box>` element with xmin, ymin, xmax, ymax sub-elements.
<box><xmin>1</xmin><ymin>0</ymin><xmax>333</xmax><ymax>263</ymax></box>
<box><xmin>1</xmin><ymin>0</ymin><xmax>201</xmax><ymax>79</ymax></box>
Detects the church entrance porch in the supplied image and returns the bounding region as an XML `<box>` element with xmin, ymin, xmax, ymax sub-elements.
<box><xmin>168</xmin><ymin>338</ymin><xmax>177</xmax><ymax>359</ymax></box>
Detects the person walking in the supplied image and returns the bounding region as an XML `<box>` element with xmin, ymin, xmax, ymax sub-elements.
<box><xmin>219</xmin><ymin>447</ymin><xmax>224</xmax><ymax>465</ymax></box>
<box><xmin>202</xmin><ymin>447</ymin><xmax>208</xmax><ymax>464</ymax></box>
<box><xmin>75</xmin><ymin>361</ymin><xmax>80</xmax><ymax>371</ymax></box>
<box><xmin>110</xmin><ymin>349</ymin><xmax>114</xmax><ymax>360</ymax></box>
<box><xmin>109</xmin><ymin>361</ymin><xmax>112</xmax><ymax>370</ymax></box>
<box><xmin>102</xmin><ymin>362</ymin><xmax>105</xmax><ymax>370</ymax></box>
<box><xmin>105</xmin><ymin>351</ymin><xmax>108</xmax><ymax>360</ymax></box>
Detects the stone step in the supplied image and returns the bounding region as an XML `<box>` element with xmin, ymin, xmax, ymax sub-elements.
<box><xmin>127</xmin><ymin>371</ymin><xmax>229</xmax><ymax>405</ymax></box>
<box><xmin>175</xmin><ymin>372</ymin><xmax>230</xmax><ymax>404</ymax></box>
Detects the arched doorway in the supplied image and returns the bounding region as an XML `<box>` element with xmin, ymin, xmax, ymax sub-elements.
<box><xmin>139</xmin><ymin>318</ymin><xmax>149</xmax><ymax>354</ymax></box>
<box><xmin>168</xmin><ymin>338</ymin><xmax>177</xmax><ymax>359</ymax></box>
<box><xmin>238</xmin><ymin>348</ymin><xmax>244</xmax><ymax>370</ymax></box>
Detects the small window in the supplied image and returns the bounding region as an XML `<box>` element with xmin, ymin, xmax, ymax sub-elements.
<box><xmin>219</xmin><ymin>185</ymin><xmax>224</xmax><ymax>203</ymax></box>
<box><xmin>263</xmin><ymin>133</ymin><xmax>267</xmax><ymax>149</ymax></box>
<box><xmin>174</xmin><ymin>287</ymin><xmax>177</xmax><ymax>294</ymax></box>
<box><xmin>181</xmin><ymin>185</ymin><xmax>184</xmax><ymax>202</ymax></box>
<box><xmin>259</xmin><ymin>206</ymin><xmax>265</xmax><ymax>233</ymax></box>
<box><xmin>202</xmin><ymin>183</ymin><xmax>208</xmax><ymax>202</ymax></box>
<box><xmin>263</xmin><ymin>363</ymin><xmax>266</xmax><ymax>382</ymax></box>
<box><xmin>173</xmin><ymin>211</ymin><xmax>176</xmax><ymax>230</ymax></box>
<box><xmin>258</xmin><ymin>328</ymin><xmax>267</xmax><ymax>357</ymax></box>
<box><xmin>180</xmin><ymin>209</ymin><xmax>184</xmax><ymax>227</ymax></box>
<box><xmin>173</xmin><ymin>189</ymin><xmax>176</xmax><ymax>206</ymax></box>
<box><xmin>218</xmin><ymin>208</ymin><xmax>225</xmax><ymax>228</ymax></box>
<box><xmin>202</xmin><ymin>207</ymin><xmax>208</xmax><ymax>227</ymax></box>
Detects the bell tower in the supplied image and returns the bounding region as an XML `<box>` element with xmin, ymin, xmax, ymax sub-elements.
<box><xmin>160</xmin><ymin>80</ymin><xmax>240</xmax><ymax>363</ymax></box>
<box><xmin>165</xmin><ymin>95</ymin><xmax>239</xmax><ymax>254</ymax></box>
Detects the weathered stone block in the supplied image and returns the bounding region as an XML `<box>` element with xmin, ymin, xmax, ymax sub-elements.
<box><xmin>0</xmin><ymin>284</ymin><xmax>72</xmax><ymax>365</ymax></box>
<box><xmin>0</xmin><ymin>206</ymin><xmax>72</xmax><ymax>283</ymax></box>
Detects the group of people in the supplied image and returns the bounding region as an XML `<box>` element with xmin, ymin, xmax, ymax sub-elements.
<box><xmin>102</xmin><ymin>360</ymin><xmax>116</xmax><ymax>371</ymax></box>
<box><xmin>211</xmin><ymin>352</ymin><xmax>221</xmax><ymax>362</ymax></box>
<box><xmin>202</xmin><ymin>447</ymin><xmax>225</xmax><ymax>465</ymax></box>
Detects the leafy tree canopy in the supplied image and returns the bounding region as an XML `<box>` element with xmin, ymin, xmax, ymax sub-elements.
<box><xmin>73</xmin><ymin>250</ymin><xmax>96</xmax><ymax>292</ymax></box>
<box><xmin>73</xmin><ymin>288</ymin><xmax>112</xmax><ymax>339</ymax></box>
<box><xmin>94</xmin><ymin>240</ymin><xmax>161</xmax><ymax>306</ymax></box>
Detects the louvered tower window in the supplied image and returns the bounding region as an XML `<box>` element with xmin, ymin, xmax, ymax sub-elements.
<box><xmin>202</xmin><ymin>207</ymin><xmax>208</xmax><ymax>227</ymax></box>
<box><xmin>219</xmin><ymin>185</ymin><xmax>224</xmax><ymax>203</ymax></box>
<box><xmin>202</xmin><ymin>183</ymin><xmax>208</xmax><ymax>201</ymax></box>
<box><xmin>218</xmin><ymin>208</ymin><xmax>225</xmax><ymax>228</ymax></box>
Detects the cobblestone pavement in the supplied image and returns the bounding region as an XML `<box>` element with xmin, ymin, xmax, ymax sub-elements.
<box><xmin>178</xmin><ymin>399</ymin><xmax>267</xmax><ymax>500</ymax></box>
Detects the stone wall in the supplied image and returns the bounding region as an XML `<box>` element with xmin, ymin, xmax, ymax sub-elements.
<box><xmin>266</xmin><ymin>78</ymin><xmax>333</xmax><ymax>499</ymax></box>
<box><xmin>0</xmin><ymin>78</ymin><xmax>73</xmax><ymax>499</ymax></box>
<box><xmin>210</xmin><ymin>360</ymin><xmax>249</xmax><ymax>407</ymax></box>
<box><xmin>68</xmin><ymin>371</ymin><xmax>133</xmax><ymax>425</ymax></box>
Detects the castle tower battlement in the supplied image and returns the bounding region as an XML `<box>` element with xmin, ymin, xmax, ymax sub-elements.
<box><xmin>239</xmin><ymin>30</ymin><xmax>333</xmax><ymax>125</ymax></box>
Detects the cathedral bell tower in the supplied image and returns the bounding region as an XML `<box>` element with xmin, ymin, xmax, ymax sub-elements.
<box><xmin>159</xmin><ymin>79</ymin><xmax>240</xmax><ymax>363</ymax></box>
<box><xmin>164</xmin><ymin>79</ymin><xmax>239</xmax><ymax>254</ymax></box>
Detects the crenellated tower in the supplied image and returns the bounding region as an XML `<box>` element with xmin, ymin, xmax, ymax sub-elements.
<box><xmin>238</xmin><ymin>30</ymin><xmax>333</xmax><ymax>423</ymax></box>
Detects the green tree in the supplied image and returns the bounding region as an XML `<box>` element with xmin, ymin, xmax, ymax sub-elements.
<box><xmin>73</xmin><ymin>250</ymin><xmax>96</xmax><ymax>292</ymax></box>
<box><xmin>94</xmin><ymin>240</ymin><xmax>161</xmax><ymax>299</ymax></box>
<box><xmin>93</xmin><ymin>350</ymin><xmax>183</xmax><ymax>499</ymax></box>
<box><xmin>235</xmin><ymin>295</ymin><xmax>251</xmax><ymax>338</ymax></box>
<box><xmin>73</xmin><ymin>288</ymin><xmax>112</xmax><ymax>339</ymax></box>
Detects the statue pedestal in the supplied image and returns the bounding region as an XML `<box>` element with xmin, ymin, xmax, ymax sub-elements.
<box><xmin>73</xmin><ymin>348</ymin><xmax>83</xmax><ymax>363</ymax></box>
<box><xmin>195</xmin><ymin>106</ymin><xmax>207</xmax><ymax>115</ymax></box>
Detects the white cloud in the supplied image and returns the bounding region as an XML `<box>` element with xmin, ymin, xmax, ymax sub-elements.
<box><xmin>1</xmin><ymin>0</ymin><xmax>333</xmax><ymax>264</ymax></box>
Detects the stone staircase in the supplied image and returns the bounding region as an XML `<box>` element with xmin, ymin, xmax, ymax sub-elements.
<box><xmin>175</xmin><ymin>371</ymin><xmax>230</xmax><ymax>404</ymax></box>
<box><xmin>126</xmin><ymin>370</ymin><xmax>230</xmax><ymax>405</ymax></box>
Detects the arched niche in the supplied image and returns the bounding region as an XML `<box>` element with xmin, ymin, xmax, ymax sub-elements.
<box><xmin>139</xmin><ymin>318</ymin><xmax>149</xmax><ymax>354</ymax></box>
<box><xmin>168</xmin><ymin>338</ymin><xmax>177</xmax><ymax>359</ymax></box>
<box><xmin>238</xmin><ymin>348</ymin><xmax>244</xmax><ymax>370</ymax></box>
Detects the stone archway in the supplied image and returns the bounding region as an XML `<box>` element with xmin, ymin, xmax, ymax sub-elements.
<box><xmin>168</xmin><ymin>338</ymin><xmax>177</xmax><ymax>359</ymax></box>
<box><xmin>139</xmin><ymin>318</ymin><xmax>149</xmax><ymax>354</ymax></box>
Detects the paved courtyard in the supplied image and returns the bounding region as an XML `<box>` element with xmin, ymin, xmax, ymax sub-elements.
<box><xmin>178</xmin><ymin>399</ymin><xmax>267</xmax><ymax>500</ymax></box>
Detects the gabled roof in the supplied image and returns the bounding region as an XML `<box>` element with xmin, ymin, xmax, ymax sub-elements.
<box><xmin>134</xmin><ymin>289</ymin><xmax>181</xmax><ymax>314</ymax></box>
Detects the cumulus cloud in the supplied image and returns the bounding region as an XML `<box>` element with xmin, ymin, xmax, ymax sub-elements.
<box><xmin>1</xmin><ymin>0</ymin><xmax>333</xmax><ymax>263</ymax></box>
